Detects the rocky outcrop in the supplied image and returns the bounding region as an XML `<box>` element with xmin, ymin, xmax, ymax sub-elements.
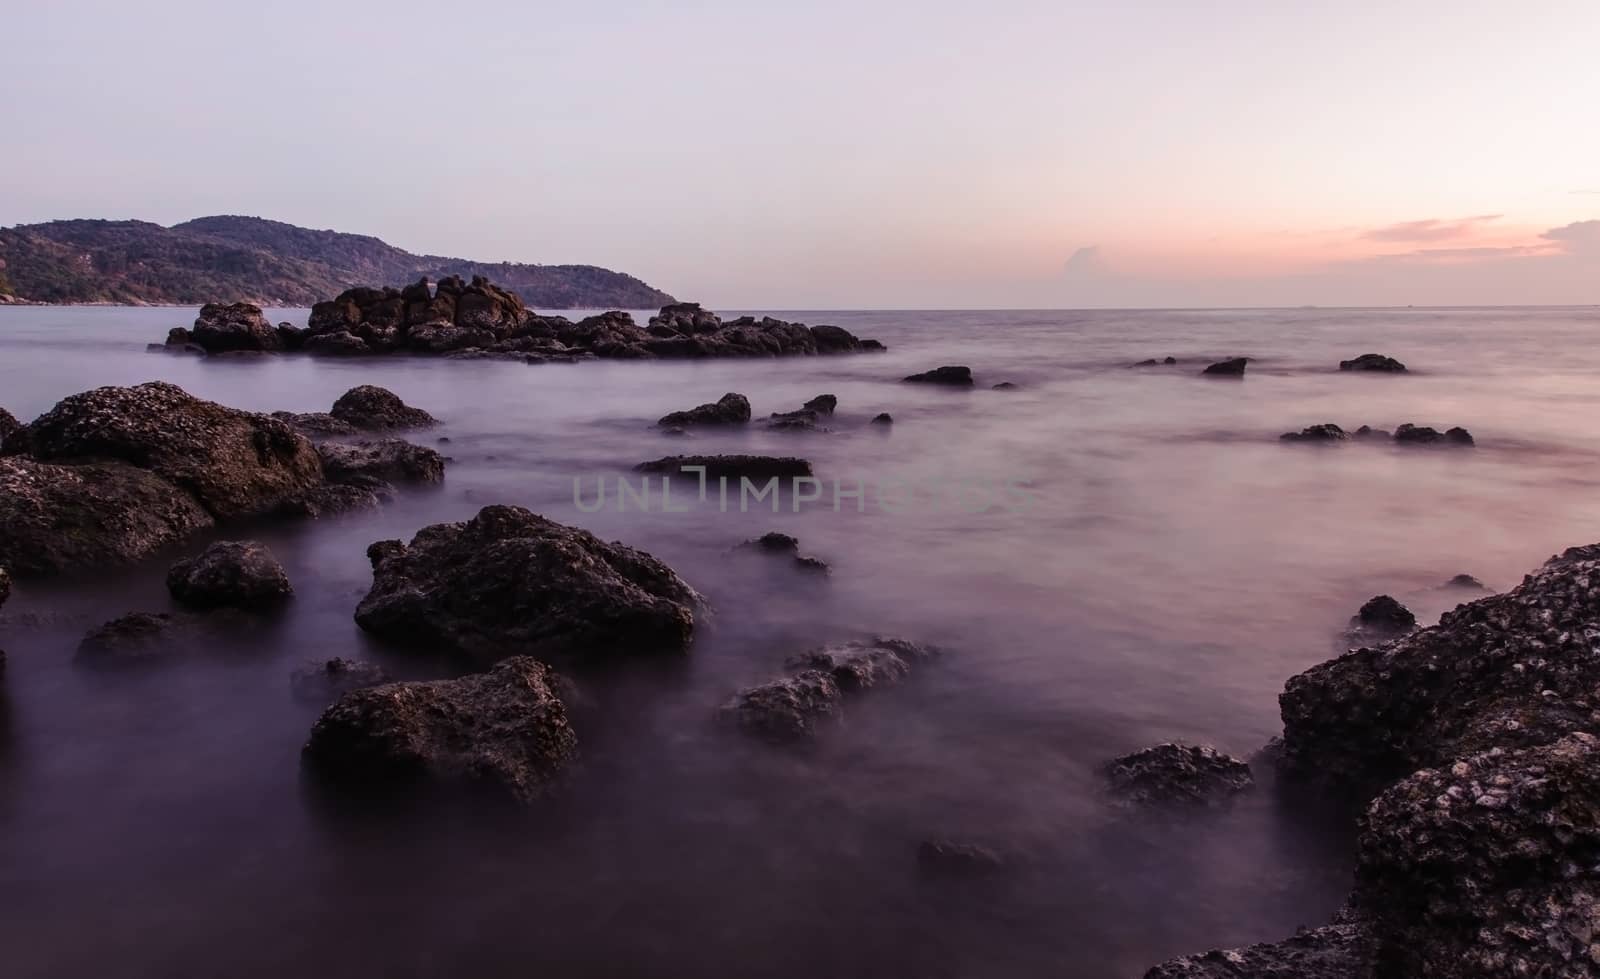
<box><xmin>355</xmin><ymin>505</ymin><xmax>700</xmax><ymax>662</ymax></box>
<box><xmin>1349</xmin><ymin>594</ymin><xmax>1415</xmax><ymax>637</ymax></box>
<box><xmin>315</xmin><ymin>440</ymin><xmax>445</xmax><ymax>486</ymax></box>
<box><xmin>634</xmin><ymin>455</ymin><xmax>814</xmax><ymax>480</ymax></box>
<box><xmin>166</xmin><ymin>541</ymin><xmax>292</xmax><ymax>610</ymax></box>
<box><xmin>657</xmin><ymin>393</ymin><xmax>751</xmax><ymax>427</ymax></box>
<box><xmin>747</xmin><ymin>532</ymin><xmax>799</xmax><ymax>553</ymax></box>
<box><xmin>1352</xmin><ymin>425</ymin><xmax>1389</xmax><ymax>440</ymax></box>
<box><xmin>1281</xmin><ymin>423</ymin><xmax>1348</xmax><ymax>442</ymax></box>
<box><xmin>803</xmin><ymin>394</ymin><xmax>837</xmax><ymax>415</ymax></box>
<box><xmin>1394</xmin><ymin>423</ymin><xmax>1474</xmax><ymax>446</ymax></box>
<box><xmin>302</xmin><ymin>657</ymin><xmax>577</xmax><ymax>804</ymax></box>
<box><xmin>1202</xmin><ymin>357</ymin><xmax>1249</xmax><ymax>376</ymax></box>
<box><xmin>290</xmin><ymin>658</ymin><xmax>390</xmax><ymax>704</ymax></box>
<box><xmin>0</xmin><ymin>455</ymin><xmax>214</xmax><ymax>576</ymax></box>
<box><xmin>270</xmin><ymin>411</ymin><xmax>359</xmax><ymax>437</ymax></box>
<box><xmin>904</xmin><ymin>366</ymin><xmax>973</xmax><ymax>386</ymax></box>
<box><xmin>5</xmin><ymin>381</ymin><xmax>323</xmax><ymax>520</ymax></box>
<box><xmin>328</xmin><ymin>386</ymin><xmax>437</xmax><ymax>431</ymax></box>
<box><xmin>1339</xmin><ymin>353</ymin><xmax>1407</xmax><ymax>373</ymax></box>
<box><xmin>1103</xmin><ymin>742</ymin><xmax>1254</xmax><ymax>807</ymax></box>
<box><xmin>1144</xmin><ymin>910</ymin><xmax>1375</xmax><ymax>978</ymax></box>
<box><xmin>721</xmin><ymin>638</ymin><xmax>938</xmax><ymax>741</ymax></box>
<box><xmin>275</xmin><ymin>482</ymin><xmax>392</xmax><ymax>519</ymax></box>
<box><xmin>165</xmin><ymin>302</ymin><xmax>283</xmax><ymax>354</ymax></box>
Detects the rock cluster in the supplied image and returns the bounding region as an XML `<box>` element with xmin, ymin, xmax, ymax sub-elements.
<box><xmin>1279</xmin><ymin>422</ymin><xmax>1474</xmax><ymax>446</ymax></box>
<box><xmin>1394</xmin><ymin>423</ymin><xmax>1475</xmax><ymax>445</ymax></box>
<box><xmin>719</xmin><ymin>638</ymin><xmax>938</xmax><ymax>741</ymax></box>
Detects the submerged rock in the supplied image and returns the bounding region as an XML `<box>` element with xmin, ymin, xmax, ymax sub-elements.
<box><xmin>0</xmin><ymin>456</ymin><xmax>214</xmax><ymax>577</ymax></box>
<box><xmin>657</xmin><ymin>392</ymin><xmax>751</xmax><ymax>427</ymax></box>
<box><xmin>1339</xmin><ymin>353</ymin><xmax>1407</xmax><ymax>373</ymax></box>
<box><xmin>634</xmin><ymin>455</ymin><xmax>814</xmax><ymax>480</ymax></box>
<box><xmin>355</xmin><ymin>505</ymin><xmax>699</xmax><ymax>662</ymax></box>
<box><xmin>1444</xmin><ymin>573</ymin><xmax>1486</xmax><ymax>590</ymax></box>
<box><xmin>1352</xmin><ymin>425</ymin><xmax>1390</xmax><ymax>440</ymax></box>
<box><xmin>871</xmin><ymin>413</ymin><xmax>893</xmax><ymax>425</ymax></box>
<box><xmin>1281</xmin><ymin>423</ymin><xmax>1349</xmax><ymax>442</ymax></box>
<box><xmin>328</xmin><ymin>385</ymin><xmax>438</xmax><ymax>430</ymax></box>
<box><xmin>290</xmin><ymin>657</ymin><xmax>391</xmax><ymax>704</ymax></box>
<box><xmin>719</xmin><ymin>669</ymin><xmax>843</xmax><ymax>742</ymax></box>
<box><xmin>747</xmin><ymin>532</ymin><xmax>799</xmax><ymax>553</ymax></box>
<box><xmin>270</xmin><ymin>411</ymin><xmax>360</xmax><ymax>437</ymax></box>
<box><xmin>991</xmin><ymin>381</ymin><xmax>1018</xmax><ymax>390</ymax></box>
<box><xmin>302</xmin><ymin>331</ymin><xmax>371</xmax><ymax>356</ymax></box>
<box><xmin>785</xmin><ymin>637</ymin><xmax>937</xmax><ymax>692</ymax></box>
<box><xmin>316</xmin><ymin>440</ymin><xmax>445</xmax><ymax>486</ymax></box>
<box><xmin>1131</xmin><ymin>357</ymin><xmax>1180</xmax><ymax>367</ymax></box>
<box><xmin>903</xmin><ymin>365</ymin><xmax>974</xmax><ymax>386</ymax></box>
<box><xmin>1201</xmin><ymin>357</ymin><xmax>1249</xmax><ymax>376</ymax></box>
<box><xmin>1394</xmin><ymin>423</ymin><xmax>1474</xmax><ymax>446</ymax></box>
<box><xmin>802</xmin><ymin>394</ymin><xmax>837</xmax><ymax>415</ymax></box>
<box><xmin>303</xmin><ymin>657</ymin><xmax>577</xmax><ymax>804</ymax></box>
<box><xmin>166</xmin><ymin>540</ymin><xmax>293</xmax><ymax>610</ymax></box>
<box><xmin>1103</xmin><ymin>742</ymin><xmax>1254</xmax><ymax>807</ymax></box>
<box><xmin>76</xmin><ymin>611</ymin><xmax>186</xmax><ymax>663</ymax></box>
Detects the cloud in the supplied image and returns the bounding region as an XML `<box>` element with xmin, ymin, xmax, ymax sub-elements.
<box><xmin>1061</xmin><ymin>245</ymin><xmax>1108</xmax><ymax>280</ymax></box>
<box><xmin>1361</xmin><ymin>214</ymin><xmax>1502</xmax><ymax>243</ymax></box>
<box><xmin>1542</xmin><ymin>220</ymin><xmax>1600</xmax><ymax>255</ymax></box>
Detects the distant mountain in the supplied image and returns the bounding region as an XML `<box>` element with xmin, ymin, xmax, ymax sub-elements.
<box><xmin>0</xmin><ymin>215</ymin><xmax>676</xmax><ymax>308</ymax></box>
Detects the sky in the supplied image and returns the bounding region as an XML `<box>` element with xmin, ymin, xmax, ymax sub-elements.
<box><xmin>3</xmin><ymin>0</ymin><xmax>1598</xmax><ymax>308</ymax></box>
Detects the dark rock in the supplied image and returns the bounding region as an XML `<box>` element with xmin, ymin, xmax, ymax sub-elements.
<box><xmin>0</xmin><ymin>407</ymin><xmax>19</xmax><ymax>442</ymax></box>
<box><xmin>1444</xmin><ymin>426</ymin><xmax>1474</xmax><ymax>445</ymax></box>
<box><xmin>917</xmin><ymin>840</ymin><xmax>1006</xmax><ymax>878</ymax></box>
<box><xmin>1201</xmin><ymin>357</ymin><xmax>1249</xmax><ymax>376</ymax></box>
<box><xmin>871</xmin><ymin>413</ymin><xmax>893</xmax><ymax>425</ymax></box>
<box><xmin>634</xmin><ymin>455</ymin><xmax>813</xmax><ymax>480</ymax></box>
<box><xmin>719</xmin><ymin>669</ymin><xmax>842</xmax><ymax>742</ymax></box>
<box><xmin>1281</xmin><ymin>423</ymin><xmax>1349</xmax><ymax>442</ymax></box>
<box><xmin>76</xmin><ymin>611</ymin><xmax>180</xmax><ymax>662</ymax></box>
<box><xmin>290</xmin><ymin>657</ymin><xmax>390</xmax><ymax>704</ymax></box>
<box><xmin>1143</xmin><ymin>910</ymin><xmax>1375</xmax><ymax>978</ymax></box>
<box><xmin>1445</xmin><ymin>573</ymin><xmax>1485</xmax><ymax>590</ymax></box>
<box><xmin>991</xmin><ymin>381</ymin><xmax>1018</xmax><ymax>390</ymax></box>
<box><xmin>166</xmin><ymin>540</ymin><xmax>292</xmax><ymax>610</ymax></box>
<box><xmin>316</xmin><ymin>440</ymin><xmax>445</xmax><ymax>486</ymax></box>
<box><xmin>809</xmin><ymin>324</ymin><xmax>864</xmax><ymax>353</ymax></box>
<box><xmin>1394</xmin><ymin>423</ymin><xmax>1474</xmax><ymax>446</ymax></box>
<box><xmin>747</xmin><ymin>532</ymin><xmax>799</xmax><ymax>553</ymax></box>
<box><xmin>302</xmin><ymin>656</ymin><xmax>576</xmax><ymax>804</ymax></box>
<box><xmin>793</xmin><ymin>555</ymin><xmax>830</xmax><ymax>574</ymax></box>
<box><xmin>785</xmin><ymin>637</ymin><xmax>937</xmax><ymax>692</ymax></box>
<box><xmin>904</xmin><ymin>366</ymin><xmax>974</xmax><ymax>386</ymax></box>
<box><xmin>1165</xmin><ymin>356</ymin><xmax>1177</xmax><ymax>364</ymax></box>
<box><xmin>1103</xmin><ymin>742</ymin><xmax>1254</xmax><ymax>807</ymax></box>
<box><xmin>329</xmin><ymin>386</ymin><xmax>437</xmax><ymax>431</ymax></box>
<box><xmin>354</xmin><ymin>505</ymin><xmax>699</xmax><ymax>663</ymax></box>
<box><xmin>0</xmin><ymin>456</ymin><xmax>214</xmax><ymax>577</ymax></box>
<box><xmin>860</xmin><ymin>339</ymin><xmax>887</xmax><ymax>352</ymax></box>
<box><xmin>275</xmin><ymin>482</ymin><xmax>391</xmax><ymax>519</ymax></box>
<box><xmin>657</xmin><ymin>392</ymin><xmax>751</xmax><ymax>427</ymax></box>
<box><xmin>301</xmin><ymin>331</ymin><xmax>371</xmax><ymax>356</ymax></box>
<box><xmin>186</xmin><ymin>302</ymin><xmax>283</xmax><ymax>353</ymax></box>
<box><xmin>1353</xmin><ymin>595</ymin><xmax>1415</xmax><ymax>633</ymax></box>
<box><xmin>1353</xmin><ymin>425</ymin><xmax>1390</xmax><ymax>440</ymax></box>
<box><xmin>766</xmin><ymin>413</ymin><xmax>823</xmax><ymax>432</ymax></box>
<box><xmin>270</xmin><ymin>411</ymin><xmax>360</xmax><ymax>437</ymax></box>
<box><xmin>1131</xmin><ymin>359</ymin><xmax>1161</xmax><ymax>367</ymax></box>
<box><xmin>8</xmin><ymin>381</ymin><xmax>323</xmax><ymax>521</ymax></box>
<box><xmin>802</xmin><ymin>394</ymin><xmax>837</xmax><ymax>415</ymax></box>
<box><xmin>1339</xmin><ymin>353</ymin><xmax>1407</xmax><ymax>373</ymax></box>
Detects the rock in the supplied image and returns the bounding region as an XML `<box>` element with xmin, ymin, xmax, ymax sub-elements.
<box><xmin>328</xmin><ymin>386</ymin><xmax>437</xmax><ymax>431</ymax></box>
<box><xmin>355</xmin><ymin>505</ymin><xmax>700</xmax><ymax>662</ymax></box>
<box><xmin>785</xmin><ymin>637</ymin><xmax>937</xmax><ymax>692</ymax></box>
<box><xmin>1201</xmin><ymin>357</ymin><xmax>1249</xmax><ymax>376</ymax></box>
<box><xmin>1165</xmin><ymin>356</ymin><xmax>1178</xmax><ymax>364</ymax></box>
<box><xmin>0</xmin><ymin>456</ymin><xmax>214</xmax><ymax>577</ymax></box>
<box><xmin>1339</xmin><ymin>353</ymin><xmax>1407</xmax><ymax>372</ymax></box>
<box><xmin>803</xmin><ymin>394</ymin><xmax>837</xmax><ymax>415</ymax></box>
<box><xmin>275</xmin><ymin>482</ymin><xmax>392</xmax><ymax>519</ymax></box>
<box><xmin>1281</xmin><ymin>424</ymin><xmax>1349</xmax><ymax>442</ymax></box>
<box><xmin>917</xmin><ymin>840</ymin><xmax>1006</xmax><ymax>878</ymax></box>
<box><xmin>1142</xmin><ymin>910</ymin><xmax>1375</xmax><ymax>978</ymax></box>
<box><xmin>301</xmin><ymin>331</ymin><xmax>371</xmax><ymax>356</ymax></box>
<box><xmin>871</xmin><ymin>413</ymin><xmax>893</xmax><ymax>425</ymax></box>
<box><xmin>766</xmin><ymin>409</ymin><xmax>824</xmax><ymax>432</ymax></box>
<box><xmin>657</xmin><ymin>392</ymin><xmax>751</xmax><ymax>427</ymax></box>
<box><xmin>316</xmin><ymin>440</ymin><xmax>445</xmax><ymax>486</ymax></box>
<box><xmin>903</xmin><ymin>366</ymin><xmax>974</xmax><ymax>386</ymax></box>
<box><xmin>166</xmin><ymin>540</ymin><xmax>292</xmax><ymax>610</ymax></box>
<box><xmin>1103</xmin><ymin>742</ymin><xmax>1254</xmax><ymax>807</ymax></box>
<box><xmin>1352</xmin><ymin>594</ymin><xmax>1415</xmax><ymax>634</ymax></box>
<box><xmin>719</xmin><ymin>669</ymin><xmax>843</xmax><ymax>742</ymax></box>
<box><xmin>8</xmin><ymin>382</ymin><xmax>323</xmax><ymax>520</ymax></box>
<box><xmin>186</xmin><ymin>302</ymin><xmax>282</xmax><ymax>353</ymax></box>
<box><xmin>271</xmin><ymin>411</ymin><xmax>360</xmax><ymax>437</ymax></box>
<box><xmin>1394</xmin><ymin>423</ymin><xmax>1474</xmax><ymax>446</ymax></box>
<box><xmin>290</xmin><ymin>657</ymin><xmax>390</xmax><ymax>704</ymax></box>
<box><xmin>1352</xmin><ymin>425</ymin><xmax>1390</xmax><ymax>440</ymax></box>
<box><xmin>1445</xmin><ymin>573</ymin><xmax>1485</xmax><ymax>590</ymax></box>
<box><xmin>747</xmin><ymin>532</ymin><xmax>799</xmax><ymax>553</ymax></box>
<box><xmin>302</xmin><ymin>656</ymin><xmax>577</xmax><ymax>804</ymax></box>
<box><xmin>793</xmin><ymin>556</ymin><xmax>830</xmax><ymax>574</ymax></box>
<box><xmin>75</xmin><ymin>611</ymin><xmax>187</xmax><ymax>663</ymax></box>
<box><xmin>1444</xmin><ymin>426</ymin><xmax>1475</xmax><ymax>445</ymax></box>
<box><xmin>991</xmin><ymin>381</ymin><xmax>1018</xmax><ymax>390</ymax></box>
<box><xmin>634</xmin><ymin>455</ymin><xmax>814</xmax><ymax>480</ymax></box>
<box><xmin>0</xmin><ymin>407</ymin><xmax>19</xmax><ymax>442</ymax></box>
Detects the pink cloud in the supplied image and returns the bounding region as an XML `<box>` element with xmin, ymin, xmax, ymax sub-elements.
<box><xmin>1361</xmin><ymin>214</ymin><xmax>1503</xmax><ymax>243</ymax></box>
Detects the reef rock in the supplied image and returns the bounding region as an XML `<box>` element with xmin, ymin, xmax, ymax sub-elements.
<box><xmin>316</xmin><ymin>440</ymin><xmax>445</xmax><ymax>486</ymax></box>
<box><xmin>1103</xmin><ymin>742</ymin><xmax>1254</xmax><ymax>807</ymax></box>
<box><xmin>328</xmin><ymin>386</ymin><xmax>437</xmax><ymax>431</ymax></box>
<box><xmin>1281</xmin><ymin>424</ymin><xmax>1349</xmax><ymax>442</ymax></box>
<box><xmin>719</xmin><ymin>669</ymin><xmax>843</xmax><ymax>742</ymax></box>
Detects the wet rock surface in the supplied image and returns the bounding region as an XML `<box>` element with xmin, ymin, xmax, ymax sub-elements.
<box><xmin>802</xmin><ymin>394</ymin><xmax>837</xmax><ymax>415</ymax></box>
<box><xmin>785</xmin><ymin>637</ymin><xmax>937</xmax><ymax>692</ymax></box>
<box><xmin>290</xmin><ymin>658</ymin><xmax>391</xmax><ymax>704</ymax></box>
<box><xmin>722</xmin><ymin>638</ymin><xmax>937</xmax><ymax>741</ymax></box>
<box><xmin>303</xmin><ymin>657</ymin><xmax>577</xmax><ymax>804</ymax></box>
<box><xmin>657</xmin><ymin>392</ymin><xmax>751</xmax><ymax>427</ymax></box>
<box><xmin>328</xmin><ymin>385</ymin><xmax>438</xmax><ymax>431</ymax></box>
<box><xmin>1339</xmin><ymin>353</ymin><xmax>1407</xmax><ymax>372</ymax></box>
<box><xmin>0</xmin><ymin>565</ymin><xmax>10</xmax><ymax>610</ymax></box>
<box><xmin>634</xmin><ymin>455</ymin><xmax>814</xmax><ymax>480</ymax></box>
<box><xmin>903</xmin><ymin>365</ymin><xmax>974</xmax><ymax>386</ymax></box>
<box><xmin>316</xmin><ymin>440</ymin><xmax>446</xmax><ymax>486</ymax></box>
<box><xmin>1103</xmin><ymin>742</ymin><xmax>1254</xmax><ymax>807</ymax></box>
<box><xmin>1144</xmin><ymin>910</ymin><xmax>1376</xmax><ymax>978</ymax></box>
<box><xmin>355</xmin><ymin>505</ymin><xmax>700</xmax><ymax>662</ymax></box>
<box><xmin>871</xmin><ymin>412</ymin><xmax>893</xmax><ymax>425</ymax></box>
<box><xmin>1202</xmin><ymin>357</ymin><xmax>1249</xmax><ymax>376</ymax></box>
<box><xmin>166</xmin><ymin>540</ymin><xmax>293</xmax><ymax>610</ymax></box>
<box><xmin>1349</xmin><ymin>594</ymin><xmax>1416</xmax><ymax>637</ymax></box>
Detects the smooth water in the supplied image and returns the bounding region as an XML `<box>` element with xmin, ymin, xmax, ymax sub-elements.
<box><xmin>2</xmin><ymin>305</ymin><xmax>1598</xmax><ymax>977</ymax></box>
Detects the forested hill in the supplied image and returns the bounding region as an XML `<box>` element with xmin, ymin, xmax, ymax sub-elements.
<box><xmin>0</xmin><ymin>215</ymin><xmax>676</xmax><ymax>308</ymax></box>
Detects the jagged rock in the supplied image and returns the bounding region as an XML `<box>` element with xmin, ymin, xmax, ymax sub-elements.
<box><xmin>1103</xmin><ymin>742</ymin><xmax>1254</xmax><ymax>807</ymax></box>
<box><xmin>803</xmin><ymin>394</ymin><xmax>837</xmax><ymax>415</ymax></box>
<box><xmin>316</xmin><ymin>440</ymin><xmax>445</xmax><ymax>486</ymax></box>
<box><xmin>1143</xmin><ymin>910</ymin><xmax>1375</xmax><ymax>978</ymax></box>
<box><xmin>1281</xmin><ymin>424</ymin><xmax>1349</xmax><ymax>442</ymax></box>
<box><xmin>183</xmin><ymin>302</ymin><xmax>283</xmax><ymax>353</ymax></box>
<box><xmin>6</xmin><ymin>381</ymin><xmax>322</xmax><ymax>520</ymax></box>
<box><xmin>1445</xmin><ymin>573</ymin><xmax>1486</xmax><ymax>590</ymax></box>
<box><xmin>0</xmin><ymin>407</ymin><xmax>19</xmax><ymax>442</ymax></box>
<box><xmin>657</xmin><ymin>393</ymin><xmax>751</xmax><ymax>427</ymax></box>
<box><xmin>904</xmin><ymin>366</ymin><xmax>974</xmax><ymax>386</ymax></box>
<box><xmin>719</xmin><ymin>669</ymin><xmax>843</xmax><ymax>742</ymax></box>
<box><xmin>166</xmin><ymin>540</ymin><xmax>292</xmax><ymax>610</ymax></box>
<box><xmin>354</xmin><ymin>505</ymin><xmax>699</xmax><ymax>662</ymax></box>
<box><xmin>0</xmin><ymin>456</ymin><xmax>214</xmax><ymax>577</ymax></box>
<box><xmin>290</xmin><ymin>657</ymin><xmax>390</xmax><ymax>704</ymax></box>
<box><xmin>634</xmin><ymin>455</ymin><xmax>813</xmax><ymax>480</ymax></box>
<box><xmin>871</xmin><ymin>413</ymin><xmax>893</xmax><ymax>425</ymax></box>
<box><xmin>917</xmin><ymin>840</ymin><xmax>1006</xmax><ymax>878</ymax></box>
<box><xmin>785</xmin><ymin>637</ymin><xmax>937</xmax><ymax>692</ymax></box>
<box><xmin>1393</xmin><ymin>423</ymin><xmax>1474</xmax><ymax>446</ymax></box>
<box><xmin>1339</xmin><ymin>353</ymin><xmax>1407</xmax><ymax>373</ymax></box>
<box><xmin>1202</xmin><ymin>357</ymin><xmax>1249</xmax><ymax>376</ymax></box>
<box><xmin>328</xmin><ymin>386</ymin><xmax>437</xmax><ymax>430</ymax></box>
<box><xmin>1351</xmin><ymin>594</ymin><xmax>1415</xmax><ymax>634</ymax></box>
<box><xmin>302</xmin><ymin>657</ymin><xmax>576</xmax><ymax>804</ymax></box>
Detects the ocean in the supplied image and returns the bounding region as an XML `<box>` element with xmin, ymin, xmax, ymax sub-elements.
<box><xmin>1</xmin><ymin>304</ymin><xmax>1598</xmax><ymax>977</ymax></box>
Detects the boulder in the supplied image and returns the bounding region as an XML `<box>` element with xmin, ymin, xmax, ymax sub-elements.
<box><xmin>904</xmin><ymin>366</ymin><xmax>974</xmax><ymax>386</ymax></box>
<box><xmin>1281</xmin><ymin>423</ymin><xmax>1349</xmax><ymax>442</ymax></box>
<box><xmin>0</xmin><ymin>456</ymin><xmax>213</xmax><ymax>577</ymax></box>
<box><xmin>1132</xmin><ymin>357</ymin><xmax>1180</xmax><ymax>367</ymax></box>
<box><xmin>794</xmin><ymin>556</ymin><xmax>829</xmax><ymax>574</ymax></box>
<box><xmin>1351</xmin><ymin>594</ymin><xmax>1415</xmax><ymax>634</ymax></box>
<box><xmin>871</xmin><ymin>413</ymin><xmax>893</xmax><ymax>425</ymax></box>
<box><xmin>186</xmin><ymin>302</ymin><xmax>283</xmax><ymax>353</ymax></box>
<box><xmin>634</xmin><ymin>455</ymin><xmax>814</xmax><ymax>480</ymax></box>
<box><xmin>302</xmin><ymin>657</ymin><xmax>577</xmax><ymax>804</ymax></box>
<box><xmin>1102</xmin><ymin>742</ymin><xmax>1254</xmax><ymax>807</ymax></box>
<box><xmin>290</xmin><ymin>657</ymin><xmax>390</xmax><ymax>704</ymax></box>
<box><xmin>275</xmin><ymin>482</ymin><xmax>392</xmax><ymax>519</ymax></box>
<box><xmin>316</xmin><ymin>440</ymin><xmax>445</xmax><ymax>486</ymax></box>
<box><xmin>1339</xmin><ymin>353</ymin><xmax>1407</xmax><ymax>373</ymax></box>
<box><xmin>354</xmin><ymin>505</ymin><xmax>700</xmax><ymax>662</ymax></box>
<box><xmin>747</xmin><ymin>532</ymin><xmax>799</xmax><ymax>553</ymax></box>
<box><xmin>1352</xmin><ymin>425</ymin><xmax>1390</xmax><ymax>440</ymax></box>
<box><xmin>1201</xmin><ymin>357</ymin><xmax>1248</xmax><ymax>376</ymax></box>
<box><xmin>766</xmin><ymin>409</ymin><xmax>824</xmax><ymax>432</ymax></box>
<box><xmin>803</xmin><ymin>394</ymin><xmax>837</xmax><ymax>415</ymax></box>
<box><xmin>785</xmin><ymin>637</ymin><xmax>936</xmax><ymax>691</ymax></box>
<box><xmin>809</xmin><ymin>324</ymin><xmax>864</xmax><ymax>353</ymax></box>
<box><xmin>166</xmin><ymin>540</ymin><xmax>292</xmax><ymax>610</ymax></box>
<box><xmin>328</xmin><ymin>386</ymin><xmax>437</xmax><ymax>431</ymax></box>
<box><xmin>7</xmin><ymin>382</ymin><xmax>323</xmax><ymax>520</ymax></box>
<box><xmin>657</xmin><ymin>392</ymin><xmax>751</xmax><ymax>427</ymax></box>
<box><xmin>719</xmin><ymin>669</ymin><xmax>843</xmax><ymax>742</ymax></box>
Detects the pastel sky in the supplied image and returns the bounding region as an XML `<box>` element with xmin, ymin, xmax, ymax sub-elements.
<box><xmin>4</xmin><ymin>0</ymin><xmax>1598</xmax><ymax>308</ymax></box>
